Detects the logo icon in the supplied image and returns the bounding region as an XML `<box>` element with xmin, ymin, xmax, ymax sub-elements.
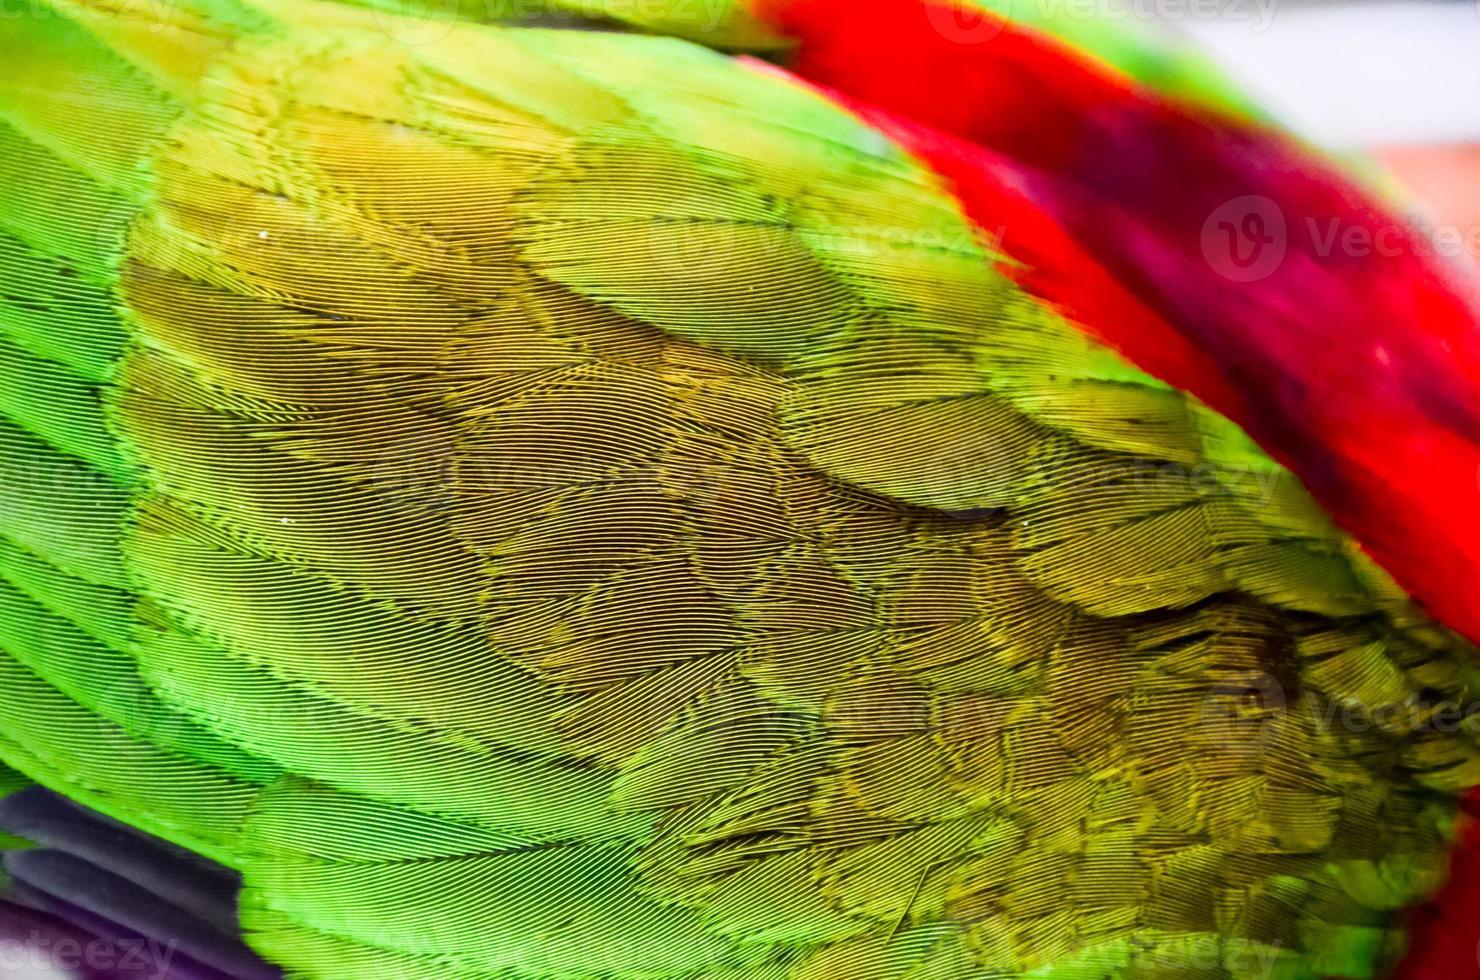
<box><xmin>1195</xmin><ymin>671</ymin><xmax>1288</xmax><ymax>767</ymax></box>
<box><xmin>370</xmin><ymin>0</ymin><xmax>460</xmax><ymax>47</ymax></box>
<box><xmin>1201</xmin><ymin>195</ymin><xmax>1288</xmax><ymax>283</ymax></box>
<box><xmin>924</xmin><ymin>0</ymin><xmax>1011</xmax><ymax>45</ymax></box>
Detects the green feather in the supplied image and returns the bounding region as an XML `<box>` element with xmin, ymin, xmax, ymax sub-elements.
<box><xmin>0</xmin><ymin>2</ymin><xmax>1472</xmax><ymax>977</ymax></box>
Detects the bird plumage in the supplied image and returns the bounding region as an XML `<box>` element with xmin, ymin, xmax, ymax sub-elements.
<box><xmin>0</xmin><ymin>1</ymin><xmax>1477</xmax><ymax>976</ymax></box>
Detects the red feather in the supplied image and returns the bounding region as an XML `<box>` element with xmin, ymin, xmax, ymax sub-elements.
<box><xmin>748</xmin><ymin>0</ymin><xmax>1480</xmax><ymax>650</ymax></box>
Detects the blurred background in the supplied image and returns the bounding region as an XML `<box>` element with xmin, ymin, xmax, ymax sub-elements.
<box><xmin>1157</xmin><ymin>0</ymin><xmax>1480</xmax><ymax>260</ymax></box>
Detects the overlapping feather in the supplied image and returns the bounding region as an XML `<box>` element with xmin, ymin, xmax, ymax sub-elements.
<box><xmin>0</xmin><ymin>1</ymin><xmax>1476</xmax><ymax>977</ymax></box>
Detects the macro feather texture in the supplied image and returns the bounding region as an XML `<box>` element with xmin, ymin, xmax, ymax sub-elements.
<box><xmin>0</xmin><ymin>0</ymin><xmax>1478</xmax><ymax>977</ymax></box>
